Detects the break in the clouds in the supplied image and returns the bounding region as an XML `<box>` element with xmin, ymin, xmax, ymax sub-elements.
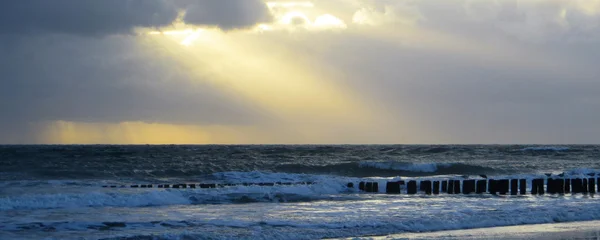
<box><xmin>0</xmin><ymin>0</ymin><xmax>272</xmax><ymax>36</ymax></box>
<box><xmin>0</xmin><ymin>0</ymin><xmax>599</xmax><ymax>144</ymax></box>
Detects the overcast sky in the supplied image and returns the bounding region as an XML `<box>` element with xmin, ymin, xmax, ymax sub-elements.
<box><xmin>1</xmin><ymin>0</ymin><xmax>599</xmax><ymax>144</ymax></box>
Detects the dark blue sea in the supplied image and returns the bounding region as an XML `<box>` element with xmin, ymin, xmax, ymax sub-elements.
<box><xmin>1</xmin><ymin>145</ymin><xmax>600</xmax><ymax>239</ymax></box>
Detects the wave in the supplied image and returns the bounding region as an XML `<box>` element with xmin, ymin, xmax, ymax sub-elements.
<box><xmin>358</xmin><ymin>162</ymin><xmax>449</xmax><ymax>173</ymax></box>
<box><xmin>0</xmin><ymin>176</ymin><xmax>356</xmax><ymax>210</ymax></box>
<box><xmin>275</xmin><ymin>161</ymin><xmax>501</xmax><ymax>177</ymax></box>
<box><xmin>520</xmin><ymin>146</ymin><xmax>571</xmax><ymax>152</ymax></box>
<box><xmin>5</xmin><ymin>195</ymin><xmax>600</xmax><ymax>240</ymax></box>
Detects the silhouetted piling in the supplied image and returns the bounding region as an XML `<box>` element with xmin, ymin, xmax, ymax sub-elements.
<box><xmin>510</xmin><ymin>179</ymin><xmax>518</xmax><ymax>195</ymax></box>
<box><xmin>386</xmin><ymin>181</ymin><xmax>401</xmax><ymax>194</ymax></box>
<box><xmin>421</xmin><ymin>180</ymin><xmax>432</xmax><ymax>195</ymax></box>
<box><xmin>532</xmin><ymin>179</ymin><xmax>544</xmax><ymax>195</ymax></box>
<box><xmin>572</xmin><ymin>178</ymin><xmax>583</xmax><ymax>194</ymax></box>
<box><xmin>441</xmin><ymin>181</ymin><xmax>448</xmax><ymax>192</ymax></box>
<box><xmin>498</xmin><ymin>179</ymin><xmax>509</xmax><ymax>195</ymax></box>
<box><xmin>359</xmin><ymin>182</ymin><xmax>365</xmax><ymax>191</ymax></box>
<box><xmin>557</xmin><ymin>179</ymin><xmax>565</xmax><ymax>194</ymax></box>
<box><xmin>372</xmin><ymin>182</ymin><xmax>379</xmax><ymax>193</ymax></box>
<box><xmin>365</xmin><ymin>182</ymin><xmax>374</xmax><ymax>193</ymax></box>
<box><xmin>583</xmin><ymin>179</ymin><xmax>589</xmax><ymax>194</ymax></box>
<box><xmin>488</xmin><ymin>179</ymin><xmax>497</xmax><ymax>195</ymax></box>
<box><xmin>589</xmin><ymin>178</ymin><xmax>596</xmax><ymax>194</ymax></box>
<box><xmin>552</xmin><ymin>178</ymin><xmax>562</xmax><ymax>194</ymax></box>
<box><xmin>407</xmin><ymin>181</ymin><xmax>417</xmax><ymax>194</ymax></box>
<box><xmin>200</xmin><ymin>184</ymin><xmax>216</xmax><ymax>188</ymax></box>
<box><xmin>453</xmin><ymin>180</ymin><xmax>461</xmax><ymax>194</ymax></box>
<box><xmin>463</xmin><ymin>180</ymin><xmax>475</xmax><ymax>194</ymax></box>
<box><xmin>565</xmin><ymin>179</ymin><xmax>571</xmax><ymax>193</ymax></box>
<box><xmin>433</xmin><ymin>181</ymin><xmax>440</xmax><ymax>194</ymax></box>
<box><xmin>519</xmin><ymin>179</ymin><xmax>526</xmax><ymax>195</ymax></box>
<box><xmin>476</xmin><ymin>180</ymin><xmax>487</xmax><ymax>194</ymax></box>
<box><xmin>447</xmin><ymin>180</ymin><xmax>455</xmax><ymax>194</ymax></box>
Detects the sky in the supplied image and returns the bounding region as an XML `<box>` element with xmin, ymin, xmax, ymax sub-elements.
<box><xmin>0</xmin><ymin>0</ymin><xmax>599</xmax><ymax>144</ymax></box>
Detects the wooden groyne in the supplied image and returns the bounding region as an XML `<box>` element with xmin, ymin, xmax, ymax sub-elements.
<box><xmin>359</xmin><ymin>177</ymin><xmax>598</xmax><ymax>195</ymax></box>
<box><xmin>102</xmin><ymin>182</ymin><xmax>316</xmax><ymax>189</ymax></box>
<box><xmin>102</xmin><ymin>176</ymin><xmax>599</xmax><ymax>195</ymax></box>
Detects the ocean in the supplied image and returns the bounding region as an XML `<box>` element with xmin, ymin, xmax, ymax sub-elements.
<box><xmin>1</xmin><ymin>145</ymin><xmax>600</xmax><ymax>239</ymax></box>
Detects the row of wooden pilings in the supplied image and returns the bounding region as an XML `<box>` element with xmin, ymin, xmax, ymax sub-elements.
<box><xmin>356</xmin><ymin>177</ymin><xmax>599</xmax><ymax>195</ymax></box>
<box><xmin>102</xmin><ymin>182</ymin><xmax>316</xmax><ymax>189</ymax></box>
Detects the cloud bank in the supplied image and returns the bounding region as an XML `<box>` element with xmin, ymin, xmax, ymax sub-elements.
<box><xmin>0</xmin><ymin>0</ymin><xmax>272</xmax><ymax>36</ymax></box>
<box><xmin>0</xmin><ymin>0</ymin><xmax>599</xmax><ymax>144</ymax></box>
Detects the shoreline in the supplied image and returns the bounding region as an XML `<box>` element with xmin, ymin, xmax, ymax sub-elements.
<box><xmin>334</xmin><ymin>220</ymin><xmax>600</xmax><ymax>239</ymax></box>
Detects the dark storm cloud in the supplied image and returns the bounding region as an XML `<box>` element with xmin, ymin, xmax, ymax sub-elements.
<box><xmin>0</xmin><ymin>0</ymin><xmax>273</xmax><ymax>36</ymax></box>
<box><xmin>183</xmin><ymin>0</ymin><xmax>272</xmax><ymax>30</ymax></box>
<box><xmin>0</xmin><ymin>0</ymin><xmax>179</xmax><ymax>36</ymax></box>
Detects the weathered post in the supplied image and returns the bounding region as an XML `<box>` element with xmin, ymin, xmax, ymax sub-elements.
<box><xmin>476</xmin><ymin>180</ymin><xmax>487</xmax><ymax>194</ymax></box>
<box><xmin>453</xmin><ymin>180</ymin><xmax>461</xmax><ymax>194</ymax></box>
<box><xmin>386</xmin><ymin>181</ymin><xmax>401</xmax><ymax>194</ymax></box>
<box><xmin>441</xmin><ymin>181</ymin><xmax>448</xmax><ymax>193</ymax></box>
<box><xmin>519</xmin><ymin>179</ymin><xmax>526</xmax><ymax>195</ymax></box>
<box><xmin>407</xmin><ymin>180</ymin><xmax>417</xmax><ymax>194</ymax></box>
<box><xmin>498</xmin><ymin>179</ymin><xmax>509</xmax><ymax>195</ymax></box>
<box><xmin>365</xmin><ymin>182</ymin><xmax>374</xmax><ymax>193</ymax></box>
<box><xmin>572</xmin><ymin>178</ymin><xmax>583</xmax><ymax>194</ymax></box>
<box><xmin>447</xmin><ymin>180</ymin><xmax>455</xmax><ymax>194</ymax></box>
<box><xmin>463</xmin><ymin>180</ymin><xmax>475</xmax><ymax>194</ymax></box>
<box><xmin>421</xmin><ymin>180</ymin><xmax>432</xmax><ymax>195</ymax></box>
<box><xmin>510</xmin><ymin>179</ymin><xmax>518</xmax><ymax>195</ymax></box>
<box><xmin>557</xmin><ymin>179</ymin><xmax>565</xmax><ymax>194</ymax></box>
<box><xmin>548</xmin><ymin>178</ymin><xmax>556</xmax><ymax>194</ymax></box>
<box><xmin>488</xmin><ymin>179</ymin><xmax>497</xmax><ymax>195</ymax></box>
<box><xmin>433</xmin><ymin>181</ymin><xmax>440</xmax><ymax>195</ymax></box>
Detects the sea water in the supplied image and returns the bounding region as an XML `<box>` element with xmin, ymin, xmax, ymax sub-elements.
<box><xmin>1</xmin><ymin>145</ymin><xmax>600</xmax><ymax>239</ymax></box>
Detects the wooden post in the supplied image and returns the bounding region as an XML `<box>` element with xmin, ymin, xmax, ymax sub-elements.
<box><xmin>386</xmin><ymin>181</ymin><xmax>401</xmax><ymax>194</ymax></box>
<box><xmin>447</xmin><ymin>180</ymin><xmax>455</xmax><ymax>194</ymax></box>
<box><xmin>422</xmin><ymin>180</ymin><xmax>432</xmax><ymax>195</ymax></box>
<box><xmin>407</xmin><ymin>180</ymin><xmax>417</xmax><ymax>194</ymax></box>
<box><xmin>510</xmin><ymin>179</ymin><xmax>518</xmax><ymax>195</ymax></box>
<box><xmin>519</xmin><ymin>179</ymin><xmax>526</xmax><ymax>195</ymax></box>
<box><xmin>365</xmin><ymin>182</ymin><xmax>373</xmax><ymax>193</ymax></box>
<box><xmin>433</xmin><ymin>181</ymin><xmax>440</xmax><ymax>195</ymax></box>
<box><xmin>489</xmin><ymin>179</ymin><xmax>497</xmax><ymax>195</ymax></box>
<box><xmin>476</xmin><ymin>180</ymin><xmax>487</xmax><ymax>194</ymax></box>
<box><xmin>463</xmin><ymin>180</ymin><xmax>475</xmax><ymax>194</ymax></box>
<box><xmin>498</xmin><ymin>179</ymin><xmax>509</xmax><ymax>195</ymax></box>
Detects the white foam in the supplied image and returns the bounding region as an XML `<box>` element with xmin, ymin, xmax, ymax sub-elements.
<box><xmin>6</xmin><ymin>194</ymin><xmax>600</xmax><ymax>240</ymax></box>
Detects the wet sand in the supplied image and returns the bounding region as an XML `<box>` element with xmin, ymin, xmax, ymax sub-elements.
<box><xmin>337</xmin><ymin>220</ymin><xmax>600</xmax><ymax>240</ymax></box>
